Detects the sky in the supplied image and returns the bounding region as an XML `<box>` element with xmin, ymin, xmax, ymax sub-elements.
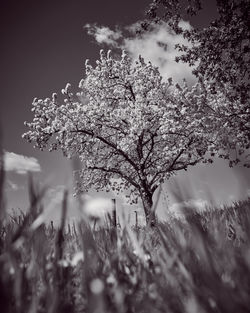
<box><xmin>1</xmin><ymin>0</ymin><xmax>249</xmax><ymax>224</ymax></box>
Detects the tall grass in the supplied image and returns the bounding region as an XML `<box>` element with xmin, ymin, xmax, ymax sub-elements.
<box><xmin>0</xmin><ymin>172</ymin><xmax>250</xmax><ymax>312</ymax></box>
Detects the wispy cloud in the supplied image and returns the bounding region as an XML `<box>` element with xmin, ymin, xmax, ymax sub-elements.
<box><xmin>4</xmin><ymin>151</ymin><xmax>41</xmax><ymax>174</ymax></box>
<box><xmin>85</xmin><ymin>21</ymin><xmax>195</xmax><ymax>82</ymax></box>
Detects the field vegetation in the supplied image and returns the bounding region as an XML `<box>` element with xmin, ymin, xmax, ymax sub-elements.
<box><xmin>1</xmin><ymin>173</ymin><xmax>250</xmax><ymax>313</ymax></box>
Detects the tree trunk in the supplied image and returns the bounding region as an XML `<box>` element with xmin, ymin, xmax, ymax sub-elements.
<box><xmin>141</xmin><ymin>192</ymin><xmax>157</xmax><ymax>227</ymax></box>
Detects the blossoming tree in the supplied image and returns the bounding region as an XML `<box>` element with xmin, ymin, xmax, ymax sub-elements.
<box><xmin>23</xmin><ymin>50</ymin><xmax>210</xmax><ymax>225</ymax></box>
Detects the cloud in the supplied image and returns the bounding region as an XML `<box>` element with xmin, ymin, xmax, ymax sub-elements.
<box><xmin>123</xmin><ymin>23</ymin><xmax>194</xmax><ymax>82</ymax></box>
<box><xmin>83</xmin><ymin>197</ymin><xmax>114</xmax><ymax>218</ymax></box>
<box><xmin>85</xmin><ymin>21</ymin><xmax>195</xmax><ymax>82</ymax></box>
<box><xmin>84</xmin><ymin>24</ymin><xmax>122</xmax><ymax>47</ymax></box>
<box><xmin>4</xmin><ymin>151</ymin><xmax>41</xmax><ymax>174</ymax></box>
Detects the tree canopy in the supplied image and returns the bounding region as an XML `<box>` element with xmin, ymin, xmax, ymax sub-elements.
<box><xmin>144</xmin><ymin>0</ymin><xmax>249</xmax><ymax>99</ymax></box>
<box><xmin>23</xmin><ymin>50</ymin><xmax>213</xmax><ymax>224</ymax></box>
<box><xmin>143</xmin><ymin>0</ymin><xmax>250</xmax><ymax>166</ymax></box>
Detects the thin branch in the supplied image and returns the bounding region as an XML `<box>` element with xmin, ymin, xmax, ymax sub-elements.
<box><xmin>71</xmin><ymin>129</ymin><xmax>139</xmax><ymax>171</ymax></box>
<box><xmin>88</xmin><ymin>166</ymin><xmax>140</xmax><ymax>190</ymax></box>
<box><xmin>143</xmin><ymin>135</ymin><xmax>156</xmax><ymax>167</ymax></box>
<box><xmin>126</xmin><ymin>83</ymin><xmax>136</xmax><ymax>101</ymax></box>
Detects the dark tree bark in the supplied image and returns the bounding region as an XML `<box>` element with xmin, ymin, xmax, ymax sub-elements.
<box><xmin>140</xmin><ymin>190</ymin><xmax>157</xmax><ymax>227</ymax></box>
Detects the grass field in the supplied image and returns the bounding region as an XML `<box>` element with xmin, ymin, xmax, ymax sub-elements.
<box><xmin>1</xmin><ymin>174</ymin><xmax>250</xmax><ymax>313</ymax></box>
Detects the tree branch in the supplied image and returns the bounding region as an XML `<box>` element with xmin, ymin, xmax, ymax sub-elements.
<box><xmin>88</xmin><ymin>166</ymin><xmax>140</xmax><ymax>190</ymax></box>
<box><xmin>71</xmin><ymin>129</ymin><xmax>139</xmax><ymax>171</ymax></box>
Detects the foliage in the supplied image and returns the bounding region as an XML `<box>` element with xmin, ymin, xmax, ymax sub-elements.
<box><xmin>144</xmin><ymin>0</ymin><xmax>249</xmax><ymax>102</ymax></box>
<box><xmin>1</xmin><ymin>181</ymin><xmax>250</xmax><ymax>313</ymax></box>
<box><xmin>143</xmin><ymin>0</ymin><xmax>250</xmax><ymax>166</ymax></box>
<box><xmin>23</xmin><ymin>50</ymin><xmax>211</xmax><ymax>223</ymax></box>
<box><xmin>177</xmin><ymin>79</ymin><xmax>250</xmax><ymax>167</ymax></box>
